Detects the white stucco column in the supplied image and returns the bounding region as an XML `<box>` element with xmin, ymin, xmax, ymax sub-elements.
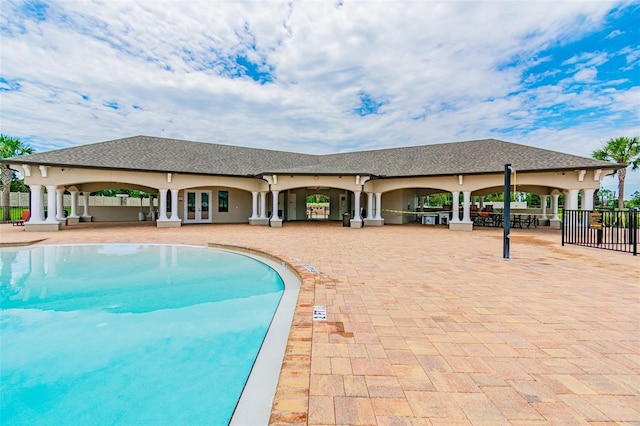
<box><xmin>159</xmin><ymin>189</ymin><xmax>168</xmax><ymax>220</ymax></box>
<box><xmin>353</xmin><ymin>191</ymin><xmax>362</xmax><ymax>221</ymax></box>
<box><xmin>566</xmin><ymin>189</ymin><xmax>579</xmax><ymax>211</ymax></box>
<box><xmin>28</xmin><ymin>184</ymin><xmax>44</xmax><ymax>223</ymax></box>
<box><xmin>250</xmin><ymin>191</ymin><xmax>259</xmax><ymax>219</ymax></box>
<box><xmin>45</xmin><ymin>185</ymin><xmax>58</xmax><ymax>223</ymax></box>
<box><xmin>582</xmin><ymin>188</ymin><xmax>595</xmax><ymax>211</ymax></box>
<box><xmin>148</xmin><ymin>194</ymin><xmax>155</xmax><ymax>219</ymax></box>
<box><xmin>461</xmin><ymin>191</ymin><xmax>472</xmax><ymax>223</ymax></box>
<box><xmin>69</xmin><ymin>190</ymin><xmax>79</xmax><ymax>218</ymax></box>
<box><xmin>375</xmin><ymin>192</ymin><xmax>382</xmax><ymax>219</ymax></box>
<box><xmin>259</xmin><ymin>191</ymin><xmax>267</xmax><ymax>219</ymax></box>
<box><xmin>271</xmin><ymin>190</ymin><xmax>280</xmax><ymax>220</ymax></box>
<box><xmin>56</xmin><ymin>188</ymin><xmax>65</xmax><ymax>221</ymax></box>
<box><xmin>551</xmin><ymin>193</ymin><xmax>560</xmax><ymax>220</ymax></box>
<box><xmin>540</xmin><ymin>195</ymin><xmax>548</xmax><ymax>220</ymax></box>
<box><xmin>367</xmin><ymin>192</ymin><xmax>374</xmax><ymax>219</ymax></box>
<box><xmin>82</xmin><ymin>192</ymin><xmax>90</xmax><ymax>217</ymax></box>
<box><xmin>450</xmin><ymin>191</ymin><xmax>460</xmax><ymax>223</ymax></box>
<box><xmin>170</xmin><ymin>189</ymin><xmax>180</xmax><ymax>221</ymax></box>
<box><xmin>479</xmin><ymin>196</ymin><xmax>484</xmax><ymax>210</ymax></box>
<box><xmin>581</xmin><ymin>189</ymin><xmax>596</xmax><ymax>226</ymax></box>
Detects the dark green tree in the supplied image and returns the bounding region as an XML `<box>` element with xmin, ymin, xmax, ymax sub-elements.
<box><xmin>592</xmin><ymin>136</ymin><xmax>640</xmax><ymax>210</ymax></box>
<box><xmin>626</xmin><ymin>191</ymin><xmax>640</xmax><ymax>209</ymax></box>
<box><xmin>1</xmin><ymin>135</ymin><xmax>34</xmax><ymax>221</ymax></box>
<box><xmin>595</xmin><ymin>188</ymin><xmax>617</xmax><ymax>208</ymax></box>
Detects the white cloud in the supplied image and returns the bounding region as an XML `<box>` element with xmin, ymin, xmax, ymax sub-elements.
<box><xmin>606</xmin><ymin>29</ymin><xmax>623</xmax><ymax>39</ymax></box>
<box><xmin>573</xmin><ymin>67</ymin><xmax>598</xmax><ymax>82</ymax></box>
<box><xmin>0</xmin><ymin>0</ymin><xmax>635</xmax><ymax>159</ymax></box>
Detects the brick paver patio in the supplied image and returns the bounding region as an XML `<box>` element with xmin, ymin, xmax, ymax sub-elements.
<box><xmin>1</xmin><ymin>222</ymin><xmax>638</xmax><ymax>425</ymax></box>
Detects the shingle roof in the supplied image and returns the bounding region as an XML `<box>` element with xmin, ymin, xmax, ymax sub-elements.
<box><xmin>314</xmin><ymin>139</ymin><xmax>619</xmax><ymax>176</ymax></box>
<box><xmin>5</xmin><ymin>135</ymin><xmax>619</xmax><ymax>177</ymax></box>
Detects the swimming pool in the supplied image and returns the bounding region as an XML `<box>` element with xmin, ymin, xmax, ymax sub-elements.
<box><xmin>0</xmin><ymin>244</ymin><xmax>299</xmax><ymax>425</ymax></box>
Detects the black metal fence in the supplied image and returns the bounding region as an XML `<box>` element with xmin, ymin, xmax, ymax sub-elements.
<box><xmin>562</xmin><ymin>209</ymin><xmax>638</xmax><ymax>255</ymax></box>
<box><xmin>1</xmin><ymin>192</ymin><xmax>31</xmax><ymax>223</ymax></box>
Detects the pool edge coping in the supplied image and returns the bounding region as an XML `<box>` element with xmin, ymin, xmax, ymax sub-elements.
<box><xmin>208</xmin><ymin>243</ymin><xmax>314</xmax><ymax>426</ymax></box>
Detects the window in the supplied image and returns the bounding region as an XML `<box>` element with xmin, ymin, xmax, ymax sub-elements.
<box><xmin>218</xmin><ymin>191</ymin><xmax>228</xmax><ymax>212</ymax></box>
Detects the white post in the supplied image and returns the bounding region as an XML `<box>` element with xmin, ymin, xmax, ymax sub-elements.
<box><xmin>56</xmin><ymin>188</ymin><xmax>66</xmax><ymax>221</ymax></box>
<box><xmin>462</xmin><ymin>191</ymin><xmax>472</xmax><ymax>223</ymax></box>
<box><xmin>271</xmin><ymin>190</ymin><xmax>279</xmax><ymax>219</ymax></box>
<box><xmin>567</xmin><ymin>189</ymin><xmax>579</xmax><ymax>211</ymax></box>
<box><xmin>366</xmin><ymin>192</ymin><xmax>373</xmax><ymax>219</ymax></box>
<box><xmin>170</xmin><ymin>189</ymin><xmax>179</xmax><ymax>221</ymax></box>
<box><xmin>540</xmin><ymin>195</ymin><xmax>548</xmax><ymax>220</ymax></box>
<box><xmin>479</xmin><ymin>196</ymin><xmax>484</xmax><ymax>211</ymax></box>
<box><xmin>583</xmin><ymin>189</ymin><xmax>595</xmax><ymax>211</ymax></box>
<box><xmin>250</xmin><ymin>191</ymin><xmax>258</xmax><ymax>219</ymax></box>
<box><xmin>259</xmin><ymin>191</ymin><xmax>267</xmax><ymax>219</ymax></box>
<box><xmin>450</xmin><ymin>191</ymin><xmax>460</xmax><ymax>222</ymax></box>
<box><xmin>375</xmin><ymin>192</ymin><xmax>382</xmax><ymax>219</ymax></box>
<box><xmin>581</xmin><ymin>188</ymin><xmax>595</xmax><ymax>227</ymax></box>
<box><xmin>28</xmin><ymin>184</ymin><xmax>44</xmax><ymax>222</ymax></box>
<box><xmin>82</xmin><ymin>192</ymin><xmax>90</xmax><ymax>217</ymax></box>
<box><xmin>551</xmin><ymin>193</ymin><xmax>560</xmax><ymax>220</ymax></box>
<box><xmin>353</xmin><ymin>191</ymin><xmax>362</xmax><ymax>221</ymax></box>
<box><xmin>149</xmin><ymin>194</ymin><xmax>155</xmax><ymax>219</ymax></box>
<box><xmin>45</xmin><ymin>185</ymin><xmax>58</xmax><ymax>223</ymax></box>
<box><xmin>69</xmin><ymin>190</ymin><xmax>79</xmax><ymax>218</ymax></box>
<box><xmin>159</xmin><ymin>189</ymin><xmax>168</xmax><ymax>220</ymax></box>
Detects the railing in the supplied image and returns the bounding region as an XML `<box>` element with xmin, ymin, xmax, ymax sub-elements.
<box><xmin>562</xmin><ymin>209</ymin><xmax>638</xmax><ymax>255</ymax></box>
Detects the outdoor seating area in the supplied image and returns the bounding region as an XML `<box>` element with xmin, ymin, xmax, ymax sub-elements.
<box><xmin>417</xmin><ymin>206</ymin><xmax>541</xmax><ymax>229</ymax></box>
<box><xmin>472</xmin><ymin>211</ymin><xmax>539</xmax><ymax>228</ymax></box>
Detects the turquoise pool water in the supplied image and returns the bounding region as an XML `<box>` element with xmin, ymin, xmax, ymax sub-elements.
<box><xmin>0</xmin><ymin>244</ymin><xmax>284</xmax><ymax>426</ymax></box>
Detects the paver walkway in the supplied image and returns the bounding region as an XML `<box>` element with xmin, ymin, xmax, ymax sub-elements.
<box><xmin>1</xmin><ymin>222</ymin><xmax>638</xmax><ymax>425</ymax></box>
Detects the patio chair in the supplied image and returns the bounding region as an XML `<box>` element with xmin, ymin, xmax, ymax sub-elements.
<box><xmin>479</xmin><ymin>210</ymin><xmax>491</xmax><ymax>226</ymax></box>
<box><xmin>512</xmin><ymin>214</ymin><xmax>523</xmax><ymax>228</ymax></box>
<box><xmin>525</xmin><ymin>215</ymin><xmax>538</xmax><ymax>229</ymax></box>
<box><xmin>13</xmin><ymin>210</ymin><xmax>30</xmax><ymax>226</ymax></box>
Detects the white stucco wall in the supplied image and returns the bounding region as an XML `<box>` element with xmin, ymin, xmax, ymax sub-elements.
<box><xmin>381</xmin><ymin>189</ymin><xmax>417</xmax><ymax>224</ymax></box>
<box><xmin>208</xmin><ymin>188</ymin><xmax>252</xmax><ymax>223</ymax></box>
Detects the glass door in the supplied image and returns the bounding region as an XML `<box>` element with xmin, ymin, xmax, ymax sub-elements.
<box><xmin>200</xmin><ymin>192</ymin><xmax>209</xmax><ymax>221</ymax></box>
<box><xmin>184</xmin><ymin>190</ymin><xmax>212</xmax><ymax>223</ymax></box>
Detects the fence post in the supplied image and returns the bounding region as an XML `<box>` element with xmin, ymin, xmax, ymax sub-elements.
<box><xmin>631</xmin><ymin>208</ymin><xmax>638</xmax><ymax>256</ymax></box>
<box><xmin>561</xmin><ymin>208</ymin><xmax>565</xmax><ymax>246</ymax></box>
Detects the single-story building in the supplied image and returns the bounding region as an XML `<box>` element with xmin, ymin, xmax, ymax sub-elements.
<box><xmin>3</xmin><ymin>136</ymin><xmax>621</xmax><ymax>231</ymax></box>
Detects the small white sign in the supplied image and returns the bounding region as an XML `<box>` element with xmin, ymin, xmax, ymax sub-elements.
<box><xmin>313</xmin><ymin>305</ymin><xmax>326</xmax><ymax>321</ymax></box>
<box><xmin>303</xmin><ymin>264</ymin><xmax>319</xmax><ymax>274</ymax></box>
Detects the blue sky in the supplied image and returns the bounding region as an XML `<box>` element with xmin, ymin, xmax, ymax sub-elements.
<box><xmin>1</xmin><ymin>0</ymin><xmax>638</xmax><ymax>196</ymax></box>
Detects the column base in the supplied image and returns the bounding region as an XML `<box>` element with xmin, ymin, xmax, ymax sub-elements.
<box><xmin>270</xmin><ymin>219</ymin><xmax>283</xmax><ymax>228</ymax></box>
<box><xmin>80</xmin><ymin>215</ymin><xmax>93</xmax><ymax>222</ymax></box>
<box><xmin>66</xmin><ymin>216</ymin><xmax>80</xmax><ymax>225</ymax></box>
<box><xmin>25</xmin><ymin>222</ymin><xmax>61</xmax><ymax>232</ymax></box>
<box><xmin>549</xmin><ymin>219</ymin><xmax>562</xmax><ymax>229</ymax></box>
<box><xmin>363</xmin><ymin>218</ymin><xmax>384</xmax><ymax>227</ymax></box>
<box><xmin>449</xmin><ymin>221</ymin><xmax>474</xmax><ymax>231</ymax></box>
<box><xmin>249</xmin><ymin>218</ymin><xmax>270</xmax><ymax>226</ymax></box>
<box><xmin>350</xmin><ymin>219</ymin><xmax>363</xmax><ymax>228</ymax></box>
<box><xmin>156</xmin><ymin>220</ymin><xmax>182</xmax><ymax>228</ymax></box>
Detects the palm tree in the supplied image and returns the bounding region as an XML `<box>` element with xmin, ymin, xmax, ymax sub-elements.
<box><xmin>592</xmin><ymin>136</ymin><xmax>640</xmax><ymax>210</ymax></box>
<box><xmin>1</xmin><ymin>135</ymin><xmax>34</xmax><ymax>221</ymax></box>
